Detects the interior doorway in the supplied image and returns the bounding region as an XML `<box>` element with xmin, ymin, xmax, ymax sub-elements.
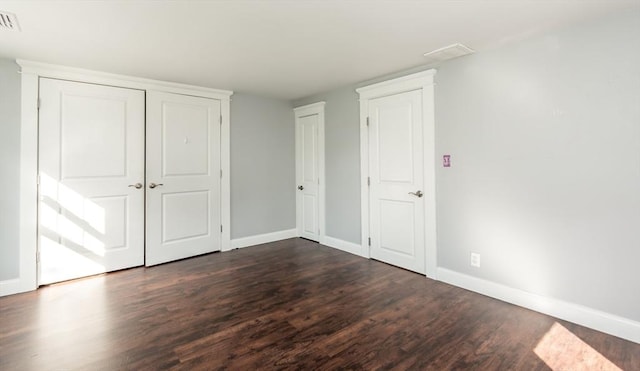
<box><xmin>357</xmin><ymin>71</ymin><xmax>438</xmax><ymax>277</ymax></box>
<box><xmin>294</xmin><ymin>102</ymin><xmax>326</xmax><ymax>243</ymax></box>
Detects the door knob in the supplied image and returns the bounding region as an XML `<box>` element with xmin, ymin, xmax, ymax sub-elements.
<box><xmin>298</xmin><ymin>185</ymin><xmax>304</xmax><ymax>190</ymax></box>
<box><xmin>128</xmin><ymin>183</ymin><xmax>143</xmax><ymax>189</ymax></box>
<box><xmin>408</xmin><ymin>190</ymin><xmax>423</xmax><ymax>198</ymax></box>
<box><xmin>149</xmin><ymin>183</ymin><xmax>163</xmax><ymax>189</ymax></box>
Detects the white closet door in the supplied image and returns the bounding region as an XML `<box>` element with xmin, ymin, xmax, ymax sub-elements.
<box><xmin>145</xmin><ymin>91</ymin><xmax>222</xmax><ymax>266</ymax></box>
<box><xmin>368</xmin><ymin>89</ymin><xmax>426</xmax><ymax>274</ymax></box>
<box><xmin>38</xmin><ymin>78</ymin><xmax>145</xmax><ymax>284</ymax></box>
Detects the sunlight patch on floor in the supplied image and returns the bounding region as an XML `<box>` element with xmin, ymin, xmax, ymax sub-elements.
<box><xmin>534</xmin><ymin>322</ymin><xmax>621</xmax><ymax>371</ymax></box>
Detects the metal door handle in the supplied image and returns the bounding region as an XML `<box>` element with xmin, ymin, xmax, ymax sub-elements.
<box><xmin>128</xmin><ymin>183</ymin><xmax>143</xmax><ymax>189</ymax></box>
<box><xmin>298</xmin><ymin>185</ymin><xmax>304</xmax><ymax>190</ymax></box>
<box><xmin>408</xmin><ymin>190</ymin><xmax>423</xmax><ymax>198</ymax></box>
<box><xmin>149</xmin><ymin>183</ymin><xmax>163</xmax><ymax>189</ymax></box>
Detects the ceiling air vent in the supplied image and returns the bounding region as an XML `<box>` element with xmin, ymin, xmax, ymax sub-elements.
<box><xmin>423</xmin><ymin>43</ymin><xmax>474</xmax><ymax>65</ymax></box>
<box><xmin>0</xmin><ymin>11</ymin><xmax>20</xmax><ymax>32</ymax></box>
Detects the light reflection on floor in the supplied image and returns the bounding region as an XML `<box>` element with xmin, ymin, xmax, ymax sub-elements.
<box><xmin>534</xmin><ymin>322</ymin><xmax>622</xmax><ymax>371</ymax></box>
<box><xmin>32</xmin><ymin>276</ymin><xmax>112</xmax><ymax>370</ymax></box>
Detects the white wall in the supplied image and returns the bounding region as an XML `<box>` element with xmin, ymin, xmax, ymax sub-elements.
<box><xmin>230</xmin><ymin>93</ymin><xmax>296</xmax><ymax>239</ymax></box>
<box><xmin>0</xmin><ymin>59</ymin><xmax>21</xmax><ymax>281</ymax></box>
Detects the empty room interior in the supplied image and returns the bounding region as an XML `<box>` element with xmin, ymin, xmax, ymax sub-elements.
<box><xmin>1</xmin><ymin>1</ymin><xmax>639</xmax><ymax>369</ymax></box>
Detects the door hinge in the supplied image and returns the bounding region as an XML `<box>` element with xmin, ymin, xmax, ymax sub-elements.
<box><xmin>37</xmin><ymin>98</ymin><xmax>41</xmax><ymax>110</ymax></box>
<box><xmin>368</xmin><ymin>237</ymin><xmax>371</xmax><ymax>246</ymax></box>
<box><xmin>220</xmin><ymin>169</ymin><xmax>223</xmax><ymax>178</ymax></box>
<box><xmin>36</xmin><ymin>250</ymin><xmax>41</xmax><ymax>263</ymax></box>
<box><xmin>220</xmin><ymin>115</ymin><xmax>222</xmax><ymax>125</ymax></box>
<box><xmin>367</xmin><ymin>177</ymin><xmax>370</xmax><ymax>186</ymax></box>
<box><xmin>366</xmin><ymin>117</ymin><xmax>369</xmax><ymax>126</ymax></box>
<box><xmin>220</xmin><ymin>225</ymin><xmax>223</xmax><ymax>233</ymax></box>
<box><xmin>37</xmin><ymin>174</ymin><xmax>41</xmax><ymax>185</ymax></box>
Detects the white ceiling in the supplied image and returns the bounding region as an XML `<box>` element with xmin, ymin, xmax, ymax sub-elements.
<box><xmin>0</xmin><ymin>1</ymin><xmax>637</xmax><ymax>100</ymax></box>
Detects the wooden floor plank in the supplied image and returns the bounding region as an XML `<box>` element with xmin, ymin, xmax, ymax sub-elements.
<box><xmin>0</xmin><ymin>238</ymin><xmax>637</xmax><ymax>370</ymax></box>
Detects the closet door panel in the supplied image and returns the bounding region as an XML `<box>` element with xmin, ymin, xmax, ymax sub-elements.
<box><xmin>38</xmin><ymin>78</ymin><xmax>145</xmax><ymax>284</ymax></box>
<box><xmin>146</xmin><ymin>91</ymin><xmax>222</xmax><ymax>266</ymax></box>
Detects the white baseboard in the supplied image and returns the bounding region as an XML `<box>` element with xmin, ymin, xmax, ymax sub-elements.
<box><xmin>322</xmin><ymin>236</ymin><xmax>367</xmax><ymax>258</ymax></box>
<box><xmin>230</xmin><ymin>228</ymin><xmax>297</xmax><ymax>250</ymax></box>
<box><xmin>437</xmin><ymin>268</ymin><xmax>640</xmax><ymax>344</ymax></box>
<box><xmin>0</xmin><ymin>278</ymin><xmax>27</xmax><ymax>297</ymax></box>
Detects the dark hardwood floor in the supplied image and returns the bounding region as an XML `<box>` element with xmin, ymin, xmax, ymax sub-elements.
<box><xmin>1</xmin><ymin>238</ymin><xmax>638</xmax><ymax>370</ymax></box>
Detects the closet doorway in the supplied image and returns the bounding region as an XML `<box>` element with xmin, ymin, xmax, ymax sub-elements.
<box><xmin>37</xmin><ymin>76</ymin><xmax>227</xmax><ymax>285</ymax></box>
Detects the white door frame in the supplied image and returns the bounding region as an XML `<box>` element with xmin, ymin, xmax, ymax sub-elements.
<box><xmin>1</xmin><ymin>60</ymin><xmax>232</xmax><ymax>297</ymax></box>
<box><xmin>294</xmin><ymin>102</ymin><xmax>326</xmax><ymax>244</ymax></box>
<box><xmin>356</xmin><ymin>70</ymin><xmax>438</xmax><ymax>279</ymax></box>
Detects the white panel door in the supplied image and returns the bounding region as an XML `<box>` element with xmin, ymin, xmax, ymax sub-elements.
<box><xmin>296</xmin><ymin>113</ymin><xmax>319</xmax><ymax>241</ymax></box>
<box><xmin>146</xmin><ymin>91</ymin><xmax>221</xmax><ymax>266</ymax></box>
<box><xmin>38</xmin><ymin>78</ymin><xmax>145</xmax><ymax>284</ymax></box>
<box><xmin>369</xmin><ymin>90</ymin><xmax>425</xmax><ymax>274</ymax></box>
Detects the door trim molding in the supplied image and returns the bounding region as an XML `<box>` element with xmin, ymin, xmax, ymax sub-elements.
<box><xmin>0</xmin><ymin>72</ymin><xmax>38</xmax><ymax>296</ymax></box>
<box><xmin>293</xmin><ymin>102</ymin><xmax>326</xmax><ymax>244</ymax></box>
<box><xmin>8</xmin><ymin>60</ymin><xmax>233</xmax><ymax>296</ymax></box>
<box><xmin>356</xmin><ymin>70</ymin><xmax>438</xmax><ymax>279</ymax></box>
<box><xmin>17</xmin><ymin>60</ymin><xmax>233</xmax><ymax>100</ymax></box>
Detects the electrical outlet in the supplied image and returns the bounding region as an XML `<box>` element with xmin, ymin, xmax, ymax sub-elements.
<box><xmin>470</xmin><ymin>252</ymin><xmax>481</xmax><ymax>268</ymax></box>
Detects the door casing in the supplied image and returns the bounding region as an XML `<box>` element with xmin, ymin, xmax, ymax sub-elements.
<box><xmin>356</xmin><ymin>70</ymin><xmax>438</xmax><ymax>279</ymax></box>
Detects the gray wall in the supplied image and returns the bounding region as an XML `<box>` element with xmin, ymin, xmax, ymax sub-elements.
<box><xmin>293</xmin><ymin>88</ymin><xmax>361</xmax><ymax>244</ymax></box>
<box><xmin>295</xmin><ymin>10</ymin><xmax>640</xmax><ymax>322</ymax></box>
<box><xmin>230</xmin><ymin>93</ymin><xmax>296</xmax><ymax>239</ymax></box>
<box><xmin>0</xmin><ymin>59</ymin><xmax>21</xmax><ymax>281</ymax></box>
<box><xmin>436</xmin><ymin>10</ymin><xmax>640</xmax><ymax>321</ymax></box>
